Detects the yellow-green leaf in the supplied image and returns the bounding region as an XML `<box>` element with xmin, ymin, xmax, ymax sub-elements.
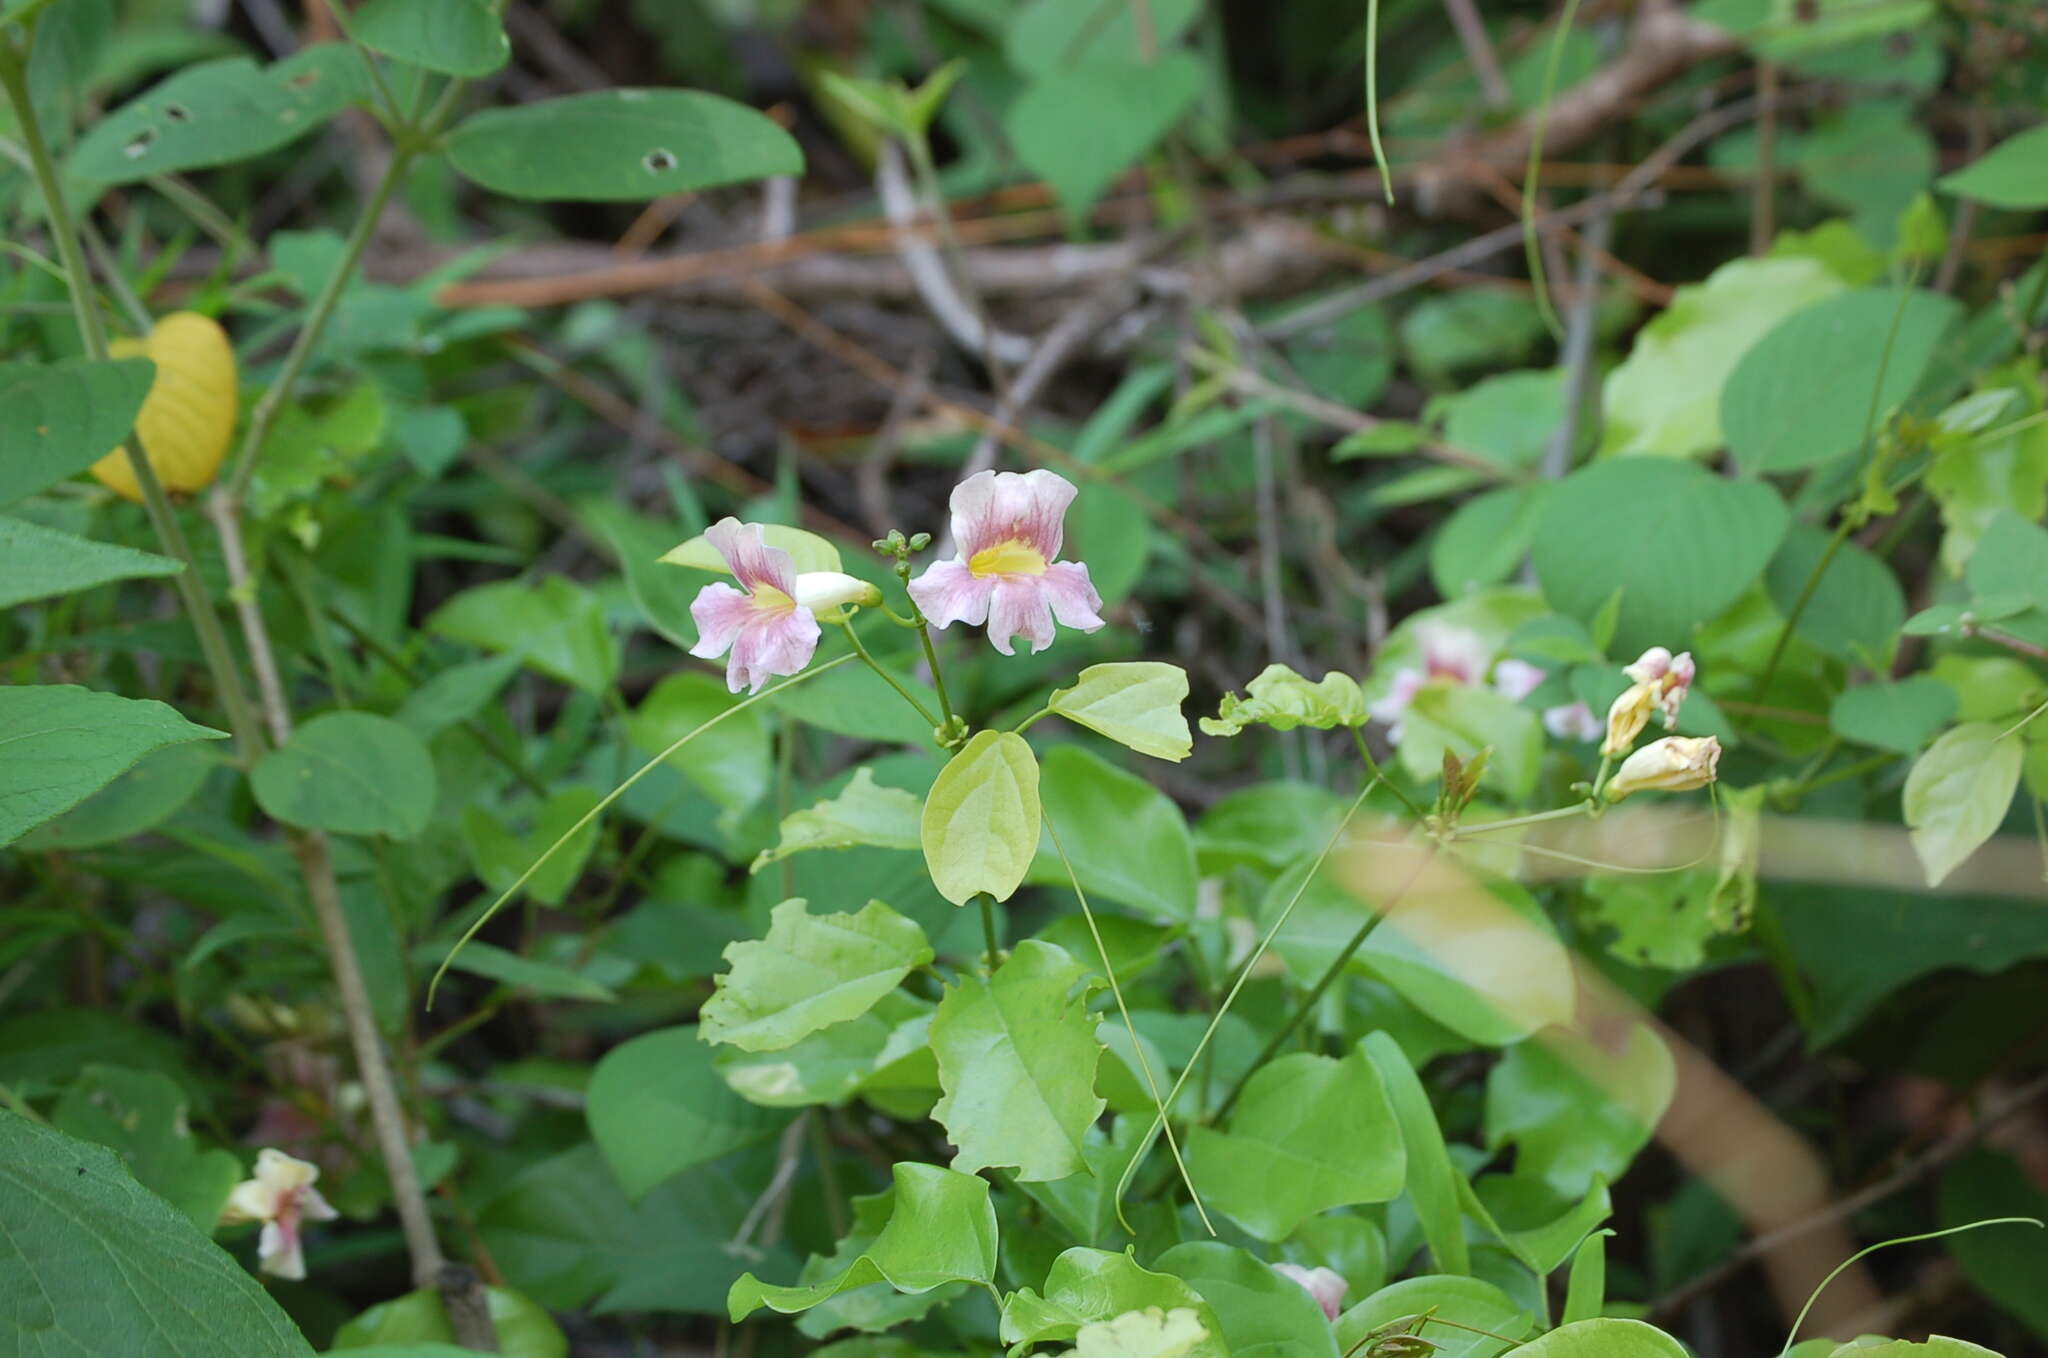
<box><xmin>921</xmin><ymin>730</ymin><xmax>1041</xmax><ymax>905</ymax></box>
<box><xmin>1048</xmin><ymin>662</ymin><xmax>1193</xmax><ymax>761</ymax></box>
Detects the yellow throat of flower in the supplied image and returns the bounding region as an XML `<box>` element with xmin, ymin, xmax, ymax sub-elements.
<box><xmin>968</xmin><ymin>539</ymin><xmax>1048</xmax><ymax>577</ymax></box>
<box><xmin>751</xmin><ymin>583</ymin><xmax>796</xmax><ymax>613</ymax></box>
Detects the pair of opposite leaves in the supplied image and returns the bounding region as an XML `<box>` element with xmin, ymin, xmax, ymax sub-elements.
<box><xmin>89</xmin><ymin>311</ymin><xmax>238</xmax><ymax>502</ymax></box>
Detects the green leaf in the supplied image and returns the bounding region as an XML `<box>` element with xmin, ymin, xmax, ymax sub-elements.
<box><xmin>1965</xmin><ymin>511</ymin><xmax>2048</xmax><ymax>621</ymax></box>
<box><xmin>50</xmin><ymin>1065</ymin><xmax>240</xmax><ymax>1231</ymax></box>
<box><xmin>701</xmin><ymin>898</ymin><xmax>932</xmax><ymax>1052</ymax></box>
<box><xmin>1939</xmin><ymin>1148</ymin><xmax>2048</xmax><ymax>1343</ymax></box>
<box><xmin>1360</xmin><ymin>872</ymin><xmax>1576</xmax><ymax>1047</ymax></box>
<box><xmin>921</xmin><ymin>730</ymin><xmax>1041</xmax><ymax>905</ymax></box>
<box><xmin>1503</xmin><ymin>1319</ymin><xmax>1687</xmax><ymax>1357</ymax></box>
<box><xmin>1532</xmin><ymin>459</ymin><xmax>1789</xmax><ymax>657</ymax></box>
<box><xmin>1362</xmin><ymin>1031</ymin><xmax>1470</xmax><ymax>1274</ymax></box>
<box><xmin>332</xmin><ymin>1285</ymin><xmax>567</xmax><ymax>1357</ymax></box>
<box><xmin>1030</xmin><ymin>744</ymin><xmax>1197</xmax><ymax>920</ymax></box>
<box><xmin>1186</xmin><ymin>1050</ymin><xmax>1404</xmax><ymax>1240</ymax></box>
<box><xmin>0</xmin><ymin>358</ymin><xmax>154</xmax><ymax>506</ymax></box>
<box><xmin>930</xmin><ymin>939</ymin><xmax>1105</xmax><ymax>1181</ymax></box>
<box><xmin>587</xmin><ymin>1026</ymin><xmax>790</xmax><ymax>1200</ymax></box>
<box><xmin>1432</xmin><ymin>484</ymin><xmax>1553</xmax><ymax>597</ymax></box>
<box><xmin>1723</xmin><ymin>287</ymin><xmax>1961</xmax><ymax>472</ymax></box>
<box><xmin>19</xmin><ymin>742</ymin><xmax>216</xmax><ymax>851</ymax></box>
<box><xmin>1599</xmin><ymin>255</ymin><xmax>1844</xmax><ymax>458</ymax></box>
<box><xmin>1152</xmin><ymin>1241</ymin><xmax>1341</xmax><ymax>1358</ymax></box>
<box><xmin>447</xmin><ymin>90</ymin><xmax>805</xmax><ymax>202</ymax></box>
<box><xmin>753</xmin><ymin>769</ymin><xmax>923</xmax><ymax>873</ymax></box>
<box><xmin>717</xmin><ymin>990</ymin><xmax>935</xmax><ymax>1109</ymax></box>
<box><xmin>1047</xmin><ymin>661</ymin><xmax>1193</xmax><ymax>761</ymax></box>
<box><xmin>419</xmin><ymin>940</ymin><xmax>614</xmax><ymax>1002</ymax></box>
<box><xmin>0</xmin><ymin>514</ymin><xmax>182</xmax><ymax>608</ymax></box>
<box><xmin>1939</xmin><ymin>122</ymin><xmax>2048</xmax><ymax>209</ymax></box>
<box><xmin>250</xmin><ymin>711</ymin><xmax>437</xmax><ymax>840</ymax></box>
<box><xmin>1399</xmin><ymin>681</ymin><xmax>1544</xmax><ymax>802</ymax></box>
<box><xmin>462</xmin><ymin>785</ymin><xmax>603</xmax><ymax>906</ymax></box>
<box><xmin>1200</xmin><ymin>663</ymin><xmax>1367</xmax><ymax>736</ymax></box>
<box><xmin>1485</xmin><ymin>1025</ymin><xmax>1675</xmax><ymax>1205</ymax></box>
<box><xmin>627</xmin><ymin>671</ymin><xmax>772</xmax><ymax>813</ymax></box>
<box><xmin>727</xmin><ymin>1163</ymin><xmax>996</xmax><ymax>1320</ymax></box>
<box><xmin>1830</xmin><ymin>677</ymin><xmax>1957</xmax><ymax>754</ymax></box>
<box><xmin>0</xmin><ymin>1112</ymin><xmax>314</xmax><ymax>1355</ymax></box>
<box><xmin>351</xmin><ymin>0</ymin><xmax>509</xmax><ymax>76</ymax></box>
<box><xmin>70</xmin><ymin>51</ymin><xmax>365</xmax><ymax>183</ymax></box>
<box><xmin>1763</xmin><ymin>523</ymin><xmax>1905</xmax><ymax>662</ymax></box>
<box><xmin>1335</xmin><ymin>1276</ymin><xmax>1532</xmax><ymax>1358</ymax></box>
<box><xmin>1434</xmin><ymin>369</ymin><xmax>1567</xmax><ymax>468</ymax></box>
<box><xmin>1001</xmin><ymin>1248</ymin><xmax>1225</xmax><ymax>1358</ymax></box>
<box><xmin>429</xmin><ymin>576</ymin><xmax>619</xmax><ymax>694</ymax></box>
<box><xmin>768</xmin><ymin>655</ymin><xmax>941</xmax><ymax>745</ymax></box>
<box><xmin>1062</xmin><ymin>1308</ymin><xmax>1215</xmax><ymax>1358</ymax></box>
<box><xmin>0</xmin><ymin>685</ymin><xmax>227</xmax><ymax>848</ymax></box>
<box><xmin>1904</xmin><ymin>723</ymin><xmax>2023</xmax><ymax>887</ymax></box>
<box><xmin>1282</xmin><ymin>302</ymin><xmax>1396</xmax><ymax>411</ymax></box>
<box><xmin>1004</xmin><ymin>0</ymin><xmax>1203</xmax><ymax>74</ymax></box>
<box><xmin>1005</xmin><ymin>55</ymin><xmax>1204</xmax><ymax>223</ymax></box>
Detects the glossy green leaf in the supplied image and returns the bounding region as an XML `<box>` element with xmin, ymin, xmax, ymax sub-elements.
<box><xmin>447</xmin><ymin>90</ymin><xmax>805</xmax><ymax>202</ymax></box>
<box><xmin>1005</xmin><ymin>55</ymin><xmax>1204</xmax><ymax>223</ymax></box>
<box><xmin>1533</xmin><ymin>459</ymin><xmax>1789</xmax><ymax>656</ymax></box>
<box><xmin>1362</xmin><ymin>1031</ymin><xmax>1470</xmax><ymax>1274</ymax></box>
<box><xmin>351</xmin><ymin>0</ymin><xmax>509</xmax><ymax>76</ymax></box>
<box><xmin>1724</xmin><ymin>288</ymin><xmax>1960</xmax><ymax>472</ymax></box>
<box><xmin>921</xmin><ymin>730</ymin><xmax>1041</xmax><ymax>905</ymax></box>
<box><xmin>728</xmin><ymin>1163</ymin><xmax>996</xmax><ymax>1320</ymax></box>
<box><xmin>70</xmin><ymin>50</ymin><xmax>366</xmax><ymax>183</ymax></box>
<box><xmin>1830</xmin><ymin>677</ymin><xmax>1957</xmax><ymax>754</ymax></box>
<box><xmin>0</xmin><ymin>515</ymin><xmax>181</xmax><ymax>609</ymax></box>
<box><xmin>1186</xmin><ymin>1050</ymin><xmax>1404</xmax><ymax>1240</ymax></box>
<box><xmin>753</xmin><ymin>769</ymin><xmax>923</xmax><ymax>873</ymax></box>
<box><xmin>1485</xmin><ymin>1025</ymin><xmax>1675</xmax><ymax>1205</ymax></box>
<box><xmin>717</xmin><ymin>990</ymin><xmax>935</xmax><ymax>1109</ymax></box>
<box><xmin>1938</xmin><ymin>122</ymin><xmax>2048</xmax><ymax>209</ymax></box>
<box><xmin>1505</xmin><ymin>1318</ymin><xmax>1687</xmax><ymax>1357</ymax></box>
<box><xmin>0</xmin><ymin>685</ymin><xmax>226</xmax><ymax>848</ymax></box>
<box><xmin>700</xmin><ymin>898</ymin><xmax>931</xmax><ymax>1052</ymax></box>
<box><xmin>1001</xmin><ymin>1248</ymin><xmax>1225</xmax><ymax>1358</ymax></box>
<box><xmin>1200</xmin><ymin>663</ymin><xmax>1367</xmax><ymax>736</ymax></box>
<box><xmin>587</xmin><ymin>1026</ymin><xmax>790</xmax><ymax>1200</ymax></box>
<box><xmin>1047</xmin><ymin>661</ymin><xmax>1193</xmax><ymax>761</ymax></box>
<box><xmin>930</xmin><ymin>940</ymin><xmax>1104</xmax><ymax>1181</ymax></box>
<box><xmin>1562</xmin><ymin>1231</ymin><xmax>1610</xmax><ymax>1326</ymax></box>
<box><xmin>250</xmin><ymin>711</ymin><xmax>437</xmax><ymax>839</ymax></box>
<box><xmin>1904</xmin><ymin>723</ymin><xmax>2022</xmax><ymax>887</ymax></box>
<box><xmin>429</xmin><ymin>576</ymin><xmax>619</xmax><ymax>695</ymax></box>
<box><xmin>1335</xmin><ymin>1276</ymin><xmax>1531</xmax><ymax>1358</ymax></box>
<box><xmin>0</xmin><ymin>1112</ymin><xmax>314</xmax><ymax>1355</ymax></box>
<box><xmin>1153</xmin><ymin>1241</ymin><xmax>1341</xmax><ymax>1358</ymax></box>
<box><xmin>0</xmin><ymin>358</ymin><xmax>154</xmax><ymax>506</ymax></box>
<box><xmin>1600</xmin><ymin>255</ymin><xmax>1843</xmax><ymax>457</ymax></box>
<box><xmin>1030</xmin><ymin>744</ymin><xmax>1197</xmax><ymax>920</ymax></box>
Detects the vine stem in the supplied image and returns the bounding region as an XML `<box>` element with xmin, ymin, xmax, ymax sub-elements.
<box><xmin>0</xmin><ymin>29</ymin><xmax>265</xmax><ymax>760</ymax></box>
<box><xmin>1208</xmin><ymin>844</ymin><xmax>1435</xmax><ymax>1123</ymax></box>
<box><xmin>977</xmin><ymin>893</ymin><xmax>1001</xmax><ymax>973</ymax></box>
<box><xmin>834</xmin><ymin>618</ymin><xmax>937</xmax><ymax>728</ymax></box>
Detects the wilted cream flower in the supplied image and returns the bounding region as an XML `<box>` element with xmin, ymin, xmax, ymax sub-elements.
<box><xmin>219</xmin><ymin>1148</ymin><xmax>338</xmax><ymax>1280</ymax></box>
<box><xmin>1607</xmin><ymin>736</ymin><xmax>1721</xmax><ymax>800</ymax></box>
<box><xmin>1601</xmin><ymin>647</ymin><xmax>1696</xmax><ymax>755</ymax></box>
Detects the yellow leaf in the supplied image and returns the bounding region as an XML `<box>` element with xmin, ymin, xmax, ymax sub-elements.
<box><xmin>91</xmin><ymin>312</ymin><xmax>238</xmax><ymax>502</ymax></box>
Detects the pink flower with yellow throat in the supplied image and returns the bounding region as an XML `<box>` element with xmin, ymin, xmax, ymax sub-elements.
<box><xmin>909</xmin><ymin>469</ymin><xmax>1105</xmax><ymax>655</ymax></box>
<box><xmin>219</xmin><ymin>1148</ymin><xmax>338</xmax><ymax>1280</ymax></box>
<box><xmin>688</xmin><ymin>518</ymin><xmax>878</xmax><ymax>694</ymax></box>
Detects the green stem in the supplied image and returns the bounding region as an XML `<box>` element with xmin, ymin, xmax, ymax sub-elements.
<box><xmin>1450</xmin><ymin>801</ymin><xmax>1595</xmax><ymax>838</ymax></box>
<box><xmin>807</xmin><ymin>1111</ymin><xmax>850</xmax><ymax>1240</ymax></box>
<box><xmin>0</xmin><ymin>30</ymin><xmax>266</xmax><ymax>760</ymax></box>
<box><xmin>978</xmin><ymin>893</ymin><xmax>1001</xmax><ymax>973</ymax></box>
<box><xmin>1349</xmin><ymin>726</ymin><xmax>1425</xmax><ymax>820</ymax></box>
<box><xmin>223</xmin><ymin>144</ymin><xmax>418</xmax><ymax>501</ymax></box>
<box><xmin>1012</xmin><ymin>703</ymin><xmax>1053</xmax><ymax>734</ymax></box>
<box><xmin>1209</xmin><ymin>845</ymin><xmax>1435</xmax><ymax>1123</ymax></box>
<box><xmin>913</xmin><ymin>615</ymin><xmax>959</xmax><ymax>730</ymax></box>
<box><xmin>1756</xmin><ymin>517</ymin><xmax>1849</xmax><ymax>699</ymax></box>
<box><xmin>835</xmin><ymin>618</ymin><xmax>939</xmax><ymax>728</ymax></box>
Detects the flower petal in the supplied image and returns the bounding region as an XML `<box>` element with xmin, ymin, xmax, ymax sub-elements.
<box><xmin>724</xmin><ymin>607</ymin><xmax>821</xmax><ymax>693</ymax></box>
<box><xmin>986</xmin><ymin>575</ymin><xmax>1057</xmax><ymax>655</ymax></box>
<box><xmin>1493</xmin><ymin>658</ymin><xmax>1546</xmax><ymax>702</ymax></box>
<box><xmin>703</xmin><ymin>517</ymin><xmax>797</xmax><ymax>597</ymax></box>
<box><xmin>948</xmin><ymin>468</ymin><xmax>1078</xmax><ymax>561</ymax></box>
<box><xmin>1040</xmin><ymin>561</ymin><xmax>1105</xmax><ymax>632</ymax></box>
<box><xmin>257</xmin><ymin>1219</ymin><xmax>306</xmax><ymax>1280</ymax></box>
<box><xmin>908</xmin><ymin>558</ymin><xmax>995</xmax><ymax>630</ymax></box>
<box><xmin>689</xmin><ymin>581</ymin><xmax>757</xmax><ymax>660</ymax></box>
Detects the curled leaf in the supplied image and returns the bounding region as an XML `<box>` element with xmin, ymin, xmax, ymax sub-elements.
<box><xmin>91</xmin><ymin>313</ymin><xmax>238</xmax><ymax>502</ymax></box>
<box><xmin>1200</xmin><ymin>664</ymin><xmax>1368</xmax><ymax>737</ymax></box>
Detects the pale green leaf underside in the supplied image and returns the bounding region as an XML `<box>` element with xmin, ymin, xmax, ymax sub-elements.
<box><xmin>700</xmin><ymin>897</ymin><xmax>933</xmax><ymax>1052</ymax></box>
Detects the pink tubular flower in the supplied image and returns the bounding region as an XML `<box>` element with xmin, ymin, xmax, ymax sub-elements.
<box><xmin>689</xmin><ymin>518</ymin><xmax>876</xmax><ymax>694</ymax></box>
<box><xmin>1623</xmin><ymin>646</ymin><xmax>1696</xmax><ymax>728</ymax></box>
<box><xmin>1369</xmin><ymin>623</ymin><xmax>1498</xmax><ymax>743</ymax></box>
<box><xmin>1544</xmin><ymin>700</ymin><xmax>1602</xmax><ymax>742</ymax></box>
<box><xmin>1492</xmin><ymin>658</ymin><xmax>1546</xmax><ymax>703</ymax></box>
<box><xmin>1272</xmin><ymin>1262</ymin><xmax>1348</xmax><ymax>1321</ymax></box>
<box><xmin>219</xmin><ymin>1148</ymin><xmax>338</xmax><ymax>1280</ymax></box>
<box><xmin>908</xmin><ymin>469</ymin><xmax>1105</xmax><ymax>655</ymax></box>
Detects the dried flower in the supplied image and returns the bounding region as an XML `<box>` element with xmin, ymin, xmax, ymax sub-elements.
<box><xmin>1607</xmin><ymin>735</ymin><xmax>1722</xmax><ymax>800</ymax></box>
<box><xmin>219</xmin><ymin>1148</ymin><xmax>338</xmax><ymax>1280</ymax></box>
